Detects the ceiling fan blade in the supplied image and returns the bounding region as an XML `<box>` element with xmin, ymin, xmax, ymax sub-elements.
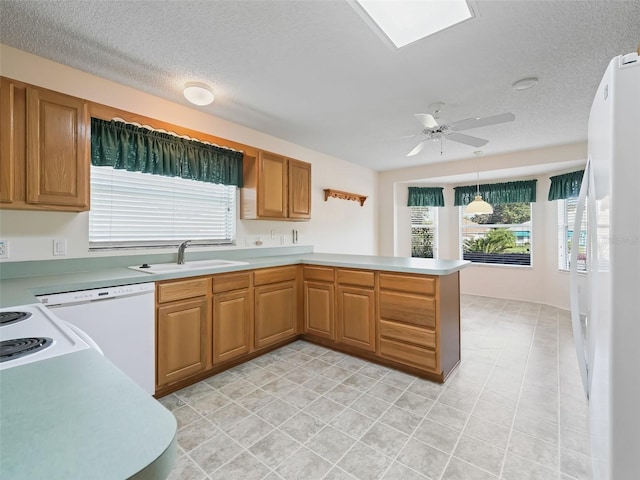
<box><xmin>446</xmin><ymin>132</ymin><xmax>489</xmax><ymax>147</ymax></box>
<box><xmin>407</xmin><ymin>140</ymin><xmax>428</xmax><ymax>157</ymax></box>
<box><xmin>450</xmin><ymin>112</ymin><xmax>515</xmax><ymax>132</ymax></box>
<box><xmin>414</xmin><ymin>114</ymin><xmax>438</xmax><ymax>129</ymax></box>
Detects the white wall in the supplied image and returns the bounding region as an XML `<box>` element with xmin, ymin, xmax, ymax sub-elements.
<box><xmin>379</xmin><ymin>145</ymin><xmax>586</xmax><ymax>309</ymax></box>
<box><xmin>0</xmin><ymin>45</ymin><xmax>378</xmax><ymax>261</ymax></box>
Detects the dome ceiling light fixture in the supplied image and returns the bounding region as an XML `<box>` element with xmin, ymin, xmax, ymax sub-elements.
<box><xmin>464</xmin><ymin>150</ymin><xmax>493</xmax><ymax>216</ymax></box>
<box><xmin>512</xmin><ymin>76</ymin><xmax>539</xmax><ymax>91</ymax></box>
<box><xmin>183</xmin><ymin>82</ymin><xmax>215</xmax><ymax>106</ymax></box>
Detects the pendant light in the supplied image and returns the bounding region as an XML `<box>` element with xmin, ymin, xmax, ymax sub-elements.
<box><xmin>464</xmin><ymin>151</ymin><xmax>493</xmax><ymax>216</ymax></box>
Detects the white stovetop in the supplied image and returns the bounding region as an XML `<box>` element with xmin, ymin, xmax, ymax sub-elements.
<box><xmin>0</xmin><ymin>303</ymin><xmax>89</xmax><ymax>370</ymax></box>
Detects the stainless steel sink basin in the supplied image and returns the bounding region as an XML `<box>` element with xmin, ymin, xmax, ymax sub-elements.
<box><xmin>129</xmin><ymin>259</ymin><xmax>248</xmax><ymax>274</ymax></box>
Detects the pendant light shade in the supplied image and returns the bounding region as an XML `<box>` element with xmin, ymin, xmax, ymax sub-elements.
<box><xmin>183</xmin><ymin>82</ymin><xmax>214</xmax><ymax>106</ymax></box>
<box><xmin>464</xmin><ymin>150</ymin><xmax>493</xmax><ymax>216</ymax></box>
<box><xmin>464</xmin><ymin>195</ymin><xmax>493</xmax><ymax>215</ymax></box>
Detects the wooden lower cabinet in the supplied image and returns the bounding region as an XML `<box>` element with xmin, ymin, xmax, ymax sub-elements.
<box><xmin>213</xmin><ymin>289</ymin><xmax>251</xmax><ymax>364</ymax></box>
<box><xmin>157</xmin><ymin>297</ymin><xmax>209</xmax><ymax>388</ymax></box>
<box><xmin>254</xmin><ymin>280</ymin><xmax>297</xmax><ymax>349</ymax></box>
<box><xmin>154</xmin><ymin>265</ymin><xmax>461</xmax><ymax>396</ymax></box>
<box><xmin>337</xmin><ymin>285</ymin><xmax>375</xmax><ymax>352</ymax></box>
<box><xmin>304</xmin><ymin>280</ymin><xmax>334</xmax><ymax>340</ymax></box>
<box><xmin>377</xmin><ymin>271</ymin><xmax>461</xmax><ymax>378</ymax></box>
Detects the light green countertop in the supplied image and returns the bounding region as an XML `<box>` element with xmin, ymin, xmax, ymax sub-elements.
<box><xmin>0</xmin><ymin>252</ymin><xmax>469</xmax><ymax>308</ymax></box>
<box><xmin>0</xmin><ymin>349</ymin><xmax>177</xmax><ymax>480</ymax></box>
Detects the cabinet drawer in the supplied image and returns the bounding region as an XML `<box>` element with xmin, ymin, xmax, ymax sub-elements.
<box><xmin>303</xmin><ymin>266</ymin><xmax>334</xmax><ymax>283</ymax></box>
<box><xmin>337</xmin><ymin>269</ymin><xmax>374</xmax><ymax>288</ymax></box>
<box><xmin>379</xmin><ymin>338</ymin><xmax>437</xmax><ymax>371</ymax></box>
<box><xmin>379</xmin><ymin>291</ymin><xmax>436</xmax><ymax>328</ymax></box>
<box><xmin>379</xmin><ymin>273</ymin><xmax>436</xmax><ymax>295</ymax></box>
<box><xmin>254</xmin><ymin>266</ymin><xmax>298</xmax><ymax>286</ymax></box>
<box><xmin>157</xmin><ymin>278</ymin><xmax>209</xmax><ymax>303</ymax></box>
<box><xmin>212</xmin><ymin>272</ymin><xmax>251</xmax><ymax>293</ymax></box>
<box><xmin>379</xmin><ymin>320</ymin><xmax>435</xmax><ymax>349</ymax></box>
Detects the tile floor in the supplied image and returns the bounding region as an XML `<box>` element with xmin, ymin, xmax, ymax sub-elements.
<box><xmin>160</xmin><ymin>295</ymin><xmax>593</xmax><ymax>480</ymax></box>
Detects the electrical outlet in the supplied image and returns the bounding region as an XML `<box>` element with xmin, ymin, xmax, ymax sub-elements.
<box><xmin>271</xmin><ymin>230</ymin><xmax>276</xmax><ymax>240</ymax></box>
<box><xmin>280</xmin><ymin>235</ymin><xmax>285</xmax><ymax>245</ymax></box>
<box><xmin>0</xmin><ymin>239</ymin><xmax>8</xmax><ymax>259</ymax></box>
<box><xmin>53</xmin><ymin>239</ymin><xmax>67</xmax><ymax>256</ymax></box>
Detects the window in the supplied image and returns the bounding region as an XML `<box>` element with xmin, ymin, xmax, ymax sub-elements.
<box><xmin>460</xmin><ymin>203</ymin><xmax>532</xmax><ymax>266</ymax></box>
<box><xmin>89</xmin><ymin>166</ymin><xmax>236</xmax><ymax>249</ymax></box>
<box><xmin>411</xmin><ymin>206</ymin><xmax>438</xmax><ymax>258</ymax></box>
<box><xmin>558</xmin><ymin>197</ymin><xmax>587</xmax><ymax>272</ymax></box>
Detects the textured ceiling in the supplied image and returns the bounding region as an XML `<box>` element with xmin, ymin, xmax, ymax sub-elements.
<box><xmin>1</xmin><ymin>0</ymin><xmax>638</xmax><ymax>172</ymax></box>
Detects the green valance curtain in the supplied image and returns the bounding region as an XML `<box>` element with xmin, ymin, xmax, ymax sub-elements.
<box><xmin>547</xmin><ymin>170</ymin><xmax>584</xmax><ymax>200</ymax></box>
<box><xmin>454</xmin><ymin>180</ymin><xmax>537</xmax><ymax>206</ymax></box>
<box><xmin>90</xmin><ymin>118</ymin><xmax>244</xmax><ymax>187</ymax></box>
<box><xmin>407</xmin><ymin>187</ymin><xmax>445</xmax><ymax>207</ymax></box>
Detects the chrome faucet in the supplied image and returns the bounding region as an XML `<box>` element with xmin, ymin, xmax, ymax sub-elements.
<box><xmin>177</xmin><ymin>240</ymin><xmax>191</xmax><ymax>265</ymax></box>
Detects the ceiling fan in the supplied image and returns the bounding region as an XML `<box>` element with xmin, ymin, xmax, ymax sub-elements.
<box><xmin>406</xmin><ymin>103</ymin><xmax>515</xmax><ymax>157</ymax></box>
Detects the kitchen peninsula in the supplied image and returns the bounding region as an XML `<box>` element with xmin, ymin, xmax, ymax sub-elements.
<box><xmin>0</xmin><ymin>249</ymin><xmax>469</xmax><ymax>397</ymax></box>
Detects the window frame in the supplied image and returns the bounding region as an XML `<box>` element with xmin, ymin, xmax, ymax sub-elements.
<box><xmin>459</xmin><ymin>202</ymin><xmax>533</xmax><ymax>267</ymax></box>
<box><xmin>558</xmin><ymin>197</ymin><xmax>587</xmax><ymax>272</ymax></box>
<box><xmin>410</xmin><ymin>205</ymin><xmax>438</xmax><ymax>259</ymax></box>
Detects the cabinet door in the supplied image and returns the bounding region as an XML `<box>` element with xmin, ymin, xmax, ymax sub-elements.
<box><xmin>157</xmin><ymin>298</ymin><xmax>209</xmax><ymax>387</ymax></box>
<box><xmin>25</xmin><ymin>86</ymin><xmax>89</xmax><ymax>208</ymax></box>
<box><xmin>258</xmin><ymin>151</ymin><xmax>287</xmax><ymax>218</ymax></box>
<box><xmin>337</xmin><ymin>286</ymin><xmax>375</xmax><ymax>352</ymax></box>
<box><xmin>254</xmin><ymin>280</ymin><xmax>297</xmax><ymax>349</ymax></box>
<box><xmin>288</xmin><ymin>159</ymin><xmax>311</xmax><ymax>219</ymax></box>
<box><xmin>0</xmin><ymin>78</ymin><xmax>17</xmax><ymax>204</ymax></box>
<box><xmin>213</xmin><ymin>289</ymin><xmax>251</xmax><ymax>364</ymax></box>
<box><xmin>304</xmin><ymin>281</ymin><xmax>334</xmax><ymax>340</ymax></box>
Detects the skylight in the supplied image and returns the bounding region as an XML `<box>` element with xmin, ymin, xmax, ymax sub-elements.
<box><xmin>353</xmin><ymin>0</ymin><xmax>473</xmax><ymax>49</ymax></box>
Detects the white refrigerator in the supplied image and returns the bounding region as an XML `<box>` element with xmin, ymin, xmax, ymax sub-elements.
<box><xmin>570</xmin><ymin>51</ymin><xmax>640</xmax><ymax>479</ymax></box>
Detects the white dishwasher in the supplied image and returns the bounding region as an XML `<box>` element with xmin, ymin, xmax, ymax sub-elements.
<box><xmin>37</xmin><ymin>283</ymin><xmax>155</xmax><ymax>395</ymax></box>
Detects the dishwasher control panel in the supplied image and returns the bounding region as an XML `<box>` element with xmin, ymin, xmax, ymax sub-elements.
<box><xmin>38</xmin><ymin>283</ymin><xmax>155</xmax><ymax>305</ymax></box>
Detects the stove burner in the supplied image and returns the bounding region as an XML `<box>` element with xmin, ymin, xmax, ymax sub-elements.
<box><xmin>0</xmin><ymin>311</ymin><xmax>32</xmax><ymax>326</ymax></box>
<box><xmin>0</xmin><ymin>337</ymin><xmax>53</xmax><ymax>363</ymax></box>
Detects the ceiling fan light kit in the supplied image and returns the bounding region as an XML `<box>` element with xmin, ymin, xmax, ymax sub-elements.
<box><xmin>406</xmin><ymin>107</ymin><xmax>515</xmax><ymax>157</ymax></box>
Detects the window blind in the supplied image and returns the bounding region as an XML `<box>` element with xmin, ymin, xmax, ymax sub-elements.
<box><xmin>89</xmin><ymin>165</ymin><xmax>236</xmax><ymax>249</ymax></box>
<box><xmin>410</xmin><ymin>206</ymin><xmax>438</xmax><ymax>258</ymax></box>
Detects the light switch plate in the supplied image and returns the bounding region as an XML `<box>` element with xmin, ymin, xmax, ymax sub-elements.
<box><xmin>53</xmin><ymin>239</ymin><xmax>67</xmax><ymax>256</ymax></box>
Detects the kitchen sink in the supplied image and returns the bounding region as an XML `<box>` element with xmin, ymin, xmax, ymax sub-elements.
<box><xmin>129</xmin><ymin>259</ymin><xmax>249</xmax><ymax>274</ymax></box>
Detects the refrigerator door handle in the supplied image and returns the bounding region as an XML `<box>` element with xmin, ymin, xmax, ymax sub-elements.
<box><xmin>570</xmin><ymin>157</ymin><xmax>591</xmax><ymax>398</ymax></box>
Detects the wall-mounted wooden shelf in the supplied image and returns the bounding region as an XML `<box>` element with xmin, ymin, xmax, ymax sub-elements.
<box><xmin>323</xmin><ymin>189</ymin><xmax>367</xmax><ymax>207</ymax></box>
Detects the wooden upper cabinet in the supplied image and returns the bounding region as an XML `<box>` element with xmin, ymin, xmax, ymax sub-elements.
<box><xmin>0</xmin><ymin>77</ymin><xmax>89</xmax><ymax>211</ymax></box>
<box><xmin>241</xmin><ymin>150</ymin><xmax>311</xmax><ymax>221</ymax></box>
<box><xmin>258</xmin><ymin>151</ymin><xmax>287</xmax><ymax>218</ymax></box>
<box><xmin>0</xmin><ymin>78</ymin><xmax>17</xmax><ymax>204</ymax></box>
<box><xmin>26</xmin><ymin>87</ymin><xmax>89</xmax><ymax>208</ymax></box>
<box><xmin>288</xmin><ymin>159</ymin><xmax>311</xmax><ymax>219</ymax></box>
